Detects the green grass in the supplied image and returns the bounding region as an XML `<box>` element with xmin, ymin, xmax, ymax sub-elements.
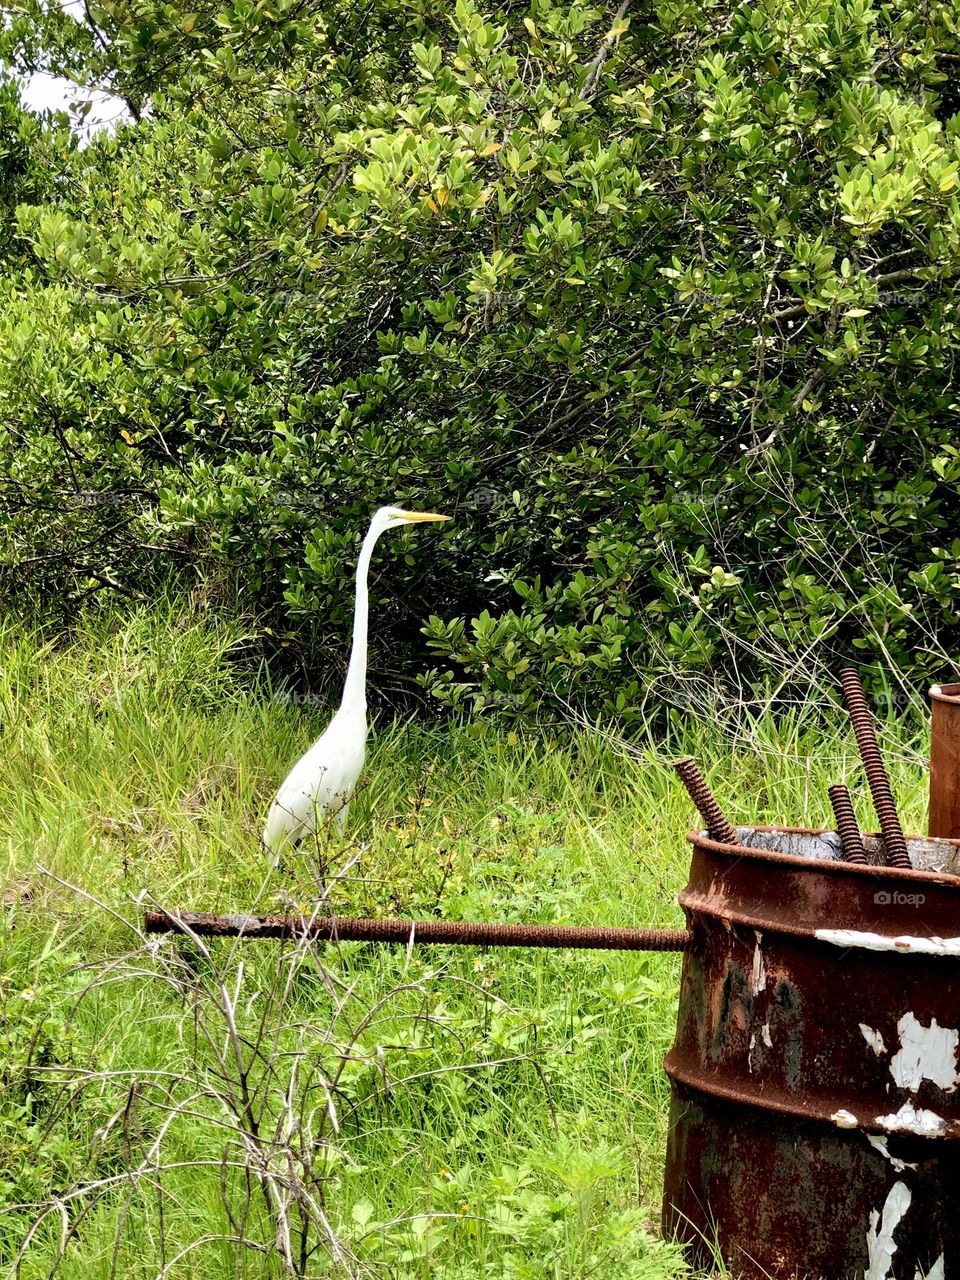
<box><xmin>0</xmin><ymin>604</ymin><xmax>931</xmax><ymax>1278</ymax></box>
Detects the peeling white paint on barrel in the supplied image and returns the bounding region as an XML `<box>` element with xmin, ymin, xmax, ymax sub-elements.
<box><xmin>917</xmin><ymin>1253</ymin><xmax>945</xmax><ymax>1280</ymax></box>
<box><xmin>860</xmin><ymin>1023</ymin><xmax>886</xmax><ymax>1056</ymax></box>
<box><xmin>889</xmin><ymin>1013</ymin><xmax>959</xmax><ymax>1092</ymax></box>
<box><xmin>866</xmin><ymin>1134</ymin><xmax>917</xmax><ymax>1173</ymax></box>
<box><xmin>831</xmin><ymin>1108</ymin><xmax>859</xmax><ymax>1128</ymax></box>
<box><xmin>751</xmin><ymin>932</ymin><xmax>766</xmax><ymax>993</ymax></box>
<box><xmin>866</xmin><ymin>1181</ymin><xmax>911</xmax><ymax>1280</ymax></box>
<box><xmin>815</xmin><ymin>929</ymin><xmax>960</xmax><ymax>956</ymax></box>
<box><xmin>875</xmin><ymin>1102</ymin><xmax>949</xmax><ymax>1138</ymax></box>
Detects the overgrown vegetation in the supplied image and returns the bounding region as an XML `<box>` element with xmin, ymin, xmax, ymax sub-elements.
<box><xmin>1</xmin><ymin>2</ymin><xmax>954</xmax><ymax>1272</ymax></box>
<box><xmin>2</xmin><ymin>0</ymin><xmax>959</xmax><ymax>720</ymax></box>
<box><xmin>0</xmin><ymin>608</ymin><xmax>932</xmax><ymax>1276</ymax></box>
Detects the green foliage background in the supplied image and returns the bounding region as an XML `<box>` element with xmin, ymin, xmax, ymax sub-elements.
<box><xmin>1</xmin><ymin>0</ymin><xmax>959</xmax><ymax>716</ymax></box>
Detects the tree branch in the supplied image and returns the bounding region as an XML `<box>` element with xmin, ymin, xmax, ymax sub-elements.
<box><xmin>580</xmin><ymin>0</ymin><xmax>633</xmax><ymax>100</ymax></box>
<box><xmin>770</xmin><ymin>267</ymin><xmax>941</xmax><ymax>322</ymax></box>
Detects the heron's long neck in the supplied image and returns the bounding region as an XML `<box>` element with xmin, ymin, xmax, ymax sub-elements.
<box><xmin>341</xmin><ymin>525</ymin><xmax>379</xmax><ymax>715</ymax></box>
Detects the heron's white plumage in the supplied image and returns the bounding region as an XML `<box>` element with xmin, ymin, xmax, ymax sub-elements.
<box><xmin>262</xmin><ymin>505</ymin><xmax>449</xmax><ymax>855</ymax></box>
<box><xmin>262</xmin><ymin>706</ymin><xmax>366</xmax><ymax>849</ymax></box>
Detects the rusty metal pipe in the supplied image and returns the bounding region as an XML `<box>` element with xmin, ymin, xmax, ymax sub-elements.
<box><xmin>143</xmin><ymin>910</ymin><xmax>692</xmax><ymax>952</ymax></box>
<box><xmin>827</xmin><ymin>783</ymin><xmax>868</xmax><ymax>864</ymax></box>
<box><xmin>929</xmin><ymin>682</ymin><xmax>960</xmax><ymax>840</ymax></box>
<box><xmin>839</xmin><ymin>669</ymin><xmax>912</xmax><ymax>870</ymax></box>
<box><xmin>672</xmin><ymin>757</ymin><xmax>737</xmax><ymax>844</ymax></box>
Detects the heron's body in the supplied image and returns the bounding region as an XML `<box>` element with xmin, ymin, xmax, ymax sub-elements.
<box><xmin>263</xmin><ymin>706</ymin><xmax>366</xmax><ymax>847</ymax></box>
<box><xmin>262</xmin><ymin>506</ymin><xmax>448</xmax><ymax>855</ymax></box>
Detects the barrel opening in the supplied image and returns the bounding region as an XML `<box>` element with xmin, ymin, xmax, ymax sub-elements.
<box><xmin>729</xmin><ymin>826</ymin><xmax>842</xmax><ymax>862</ymax></box>
<box><xmin>863</xmin><ymin>833</ymin><xmax>960</xmax><ymax>876</ymax></box>
<box><xmin>696</xmin><ymin>825</ymin><xmax>960</xmax><ymax>876</ymax></box>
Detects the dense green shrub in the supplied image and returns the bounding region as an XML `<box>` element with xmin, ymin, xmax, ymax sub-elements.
<box><xmin>1</xmin><ymin>0</ymin><xmax>959</xmax><ymax>716</ymax></box>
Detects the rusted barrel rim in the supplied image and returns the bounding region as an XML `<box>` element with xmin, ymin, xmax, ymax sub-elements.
<box><xmin>685</xmin><ymin>824</ymin><xmax>960</xmax><ymax>887</ymax></box>
<box><xmin>930</xmin><ymin>682</ymin><xmax>960</xmax><ymax>703</ymax></box>
<box><xmin>663</xmin><ymin>1060</ymin><xmax>960</xmax><ymax>1137</ymax></box>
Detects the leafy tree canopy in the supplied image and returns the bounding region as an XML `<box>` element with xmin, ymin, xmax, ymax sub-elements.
<box><xmin>1</xmin><ymin>0</ymin><xmax>959</xmax><ymax>717</ymax></box>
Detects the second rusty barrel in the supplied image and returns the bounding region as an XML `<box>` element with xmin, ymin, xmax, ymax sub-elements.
<box><xmin>930</xmin><ymin>682</ymin><xmax>960</xmax><ymax>840</ymax></box>
<box><xmin>662</xmin><ymin>824</ymin><xmax>960</xmax><ymax>1280</ymax></box>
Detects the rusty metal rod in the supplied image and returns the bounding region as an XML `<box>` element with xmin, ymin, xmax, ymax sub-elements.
<box><xmin>827</xmin><ymin>784</ymin><xmax>868</xmax><ymax>864</ymax></box>
<box><xmin>143</xmin><ymin>911</ymin><xmax>692</xmax><ymax>952</ymax></box>
<box><xmin>839</xmin><ymin>669</ymin><xmax>912</xmax><ymax>870</ymax></box>
<box><xmin>672</xmin><ymin>757</ymin><xmax>737</xmax><ymax>844</ymax></box>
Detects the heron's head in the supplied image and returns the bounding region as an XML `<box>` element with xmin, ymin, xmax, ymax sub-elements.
<box><xmin>375</xmin><ymin>506</ymin><xmax>451</xmax><ymax>532</ymax></box>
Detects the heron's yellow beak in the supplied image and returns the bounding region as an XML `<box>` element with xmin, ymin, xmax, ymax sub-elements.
<box><xmin>402</xmin><ymin>511</ymin><xmax>451</xmax><ymax>523</ymax></box>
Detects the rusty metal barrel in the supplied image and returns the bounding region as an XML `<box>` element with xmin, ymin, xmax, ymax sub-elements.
<box><xmin>930</xmin><ymin>683</ymin><xmax>960</xmax><ymax>840</ymax></box>
<box><xmin>662</xmin><ymin>824</ymin><xmax>960</xmax><ymax>1280</ymax></box>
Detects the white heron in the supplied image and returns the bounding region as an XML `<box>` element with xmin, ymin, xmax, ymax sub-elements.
<box><xmin>262</xmin><ymin>506</ymin><xmax>450</xmax><ymax>855</ymax></box>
